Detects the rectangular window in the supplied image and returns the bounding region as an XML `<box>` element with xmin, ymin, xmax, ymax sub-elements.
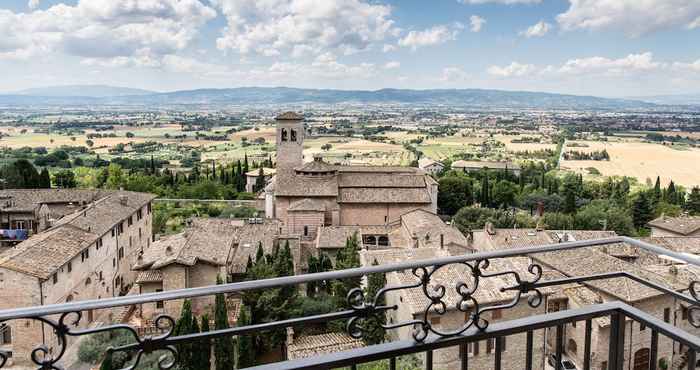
<box><xmin>118</xmin><ymin>247</ymin><xmax>124</xmax><ymax>260</ymax></box>
<box><xmin>303</xmin><ymin>226</ymin><xmax>309</xmax><ymax>236</ymax></box>
<box><xmin>156</xmin><ymin>289</ymin><xmax>164</xmax><ymax>309</ymax></box>
<box><xmin>147</xmin><ymin>203</ymin><xmax>151</xmax><ymax>214</ymax></box>
<box><xmin>683</xmin><ymin>306</ymin><xmax>689</xmax><ymax>321</ymax></box>
<box><xmin>470</xmin><ymin>341</ymin><xmax>479</xmax><ymax>356</ymax></box>
<box><xmin>486</xmin><ymin>338</ymin><xmax>494</xmax><ymax>354</ymax></box>
<box><xmin>137</xmin><ymin>210</ymin><xmax>143</xmax><ymax>220</ymax></box>
<box><xmin>111</xmin><ymin>228</ymin><xmax>115</xmax><ymax>237</ymax></box>
<box><xmin>52</xmin><ymin>273</ymin><xmax>58</xmax><ymax>284</ymax></box>
<box><xmin>128</xmin><ymin>216</ymin><xmax>133</xmax><ymax>227</ymax></box>
<box><xmin>664</xmin><ymin>308</ymin><xmax>671</xmax><ymax>323</ymax></box>
<box><xmin>0</xmin><ymin>324</ymin><xmax>11</xmax><ymax>345</ymax></box>
<box><xmin>67</xmin><ymin>262</ymin><xmax>72</xmax><ymax>273</ymax></box>
<box><xmin>640</xmin><ymin>322</ymin><xmax>646</xmax><ymax>331</ymax></box>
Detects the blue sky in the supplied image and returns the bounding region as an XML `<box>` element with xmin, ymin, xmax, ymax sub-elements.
<box><xmin>1</xmin><ymin>0</ymin><xmax>699</xmax><ymax>97</ymax></box>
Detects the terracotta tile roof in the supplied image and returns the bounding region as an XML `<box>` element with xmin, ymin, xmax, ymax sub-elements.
<box><xmin>245</xmin><ymin>168</ymin><xmax>276</xmax><ymax>177</ymax></box>
<box><xmin>295</xmin><ymin>160</ymin><xmax>338</xmax><ymax>173</ymax></box>
<box><xmin>135</xmin><ymin>218</ymin><xmax>240</xmax><ymax>270</ymax></box>
<box><xmin>288</xmin><ymin>198</ymin><xmax>327</xmax><ymax>212</ymax></box>
<box><xmin>483</xmin><ymin>229</ymin><xmax>554</xmax><ymax>249</ymax></box>
<box><xmin>418</xmin><ymin>157</ymin><xmax>443</xmax><ymax>169</ymax></box>
<box><xmin>287</xmin><ymin>332</ymin><xmax>363</xmax><ymax>360</ymax></box>
<box><xmin>136</xmin><ymin>270</ymin><xmax>163</xmax><ymax>284</ymax></box>
<box><xmin>0</xmin><ymin>189</ymin><xmax>112</xmax><ymax>213</ymax></box>
<box><xmin>399</xmin><ymin>209</ymin><xmax>468</xmax><ymax>249</ymax></box>
<box><xmin>0</xmin><ymin>191</ymin><xmax>155</xmax><ymax>279</ymax></box>
<box><xmin>648</xmin><ymin>216</ymin><xmax>700</xmax><ymax>235</ymax></box>
<box><xmin>534</xmin><ymin>248</ymin><xmax>681</xmax><ymax>302</ymax></box>
<box><xmin>339</xmin><ymin>188</ymin><xmax>431</xmax><ymax>204</ymax></box>
<box><xmin>316</xmin><ymin>226</ymin><xmax>360</xmax><ymax>249</ymax></box>
<box><xmin>0</xmin><ymin>224</ymin><xmax>96</xmax><ymax>279</ymax></box>
<box><xmin>276</xmin><ymin>111</ymin><xmax>304</xmax><ymax>120</ymax></box>
<box><xmin>274</xmin><ymin>175</ymin><xmax>338</xmax><ymax>197</ymax></box>
<box><xmin>451</xmin><ymin>160</ymin><xmax>521</xmax><ymax>171</ymax></box>
<box><xmin>227</xmin><ymin>220</ymin><xmax>289</xmax><ymax>274</ymax></box>
<box><xmin>338</xmin><ymin>173</ymin><xmax>426</xmax><ymax>188</ymax></box>
<box><xmin>336</xmin><ymin>166</ymin><xmax>418</xmax><ymax>173</ymax></box>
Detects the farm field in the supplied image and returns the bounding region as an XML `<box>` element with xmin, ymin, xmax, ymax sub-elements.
<box><xmin>561</xmin><ymin>140</ymin><xmax>700</xmax><ymax>187</ymax></box>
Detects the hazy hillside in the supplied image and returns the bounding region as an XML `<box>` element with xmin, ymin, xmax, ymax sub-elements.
<box><xmin>0</xmin><ymin>86</ymin><xmax>658</xmax><ymax>109</ymax></box>
<box><xmin>15</xmin><ymin>85</ymin><xmax>155</xmax><ymax>97</ymax></box>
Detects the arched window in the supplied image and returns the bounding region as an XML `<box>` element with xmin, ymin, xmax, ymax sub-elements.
<box><xmin>304</xmin><ymin>226</ymin><xmax>309</xmax><ymax>236</ymax></box>
<box><xmin>378</xmin><ymin>236</ymin><xmax>389</xmax><ymax>246</ymax></box>
<box><xmin>290</xmin><ymin>129</ymin><xmax>297</xmax><ymax>142</ymax></box>
<box><xmin>567</xmin><ymin>338</ymin><xmax>577</xmax><ymax>355</ymax></box>
<box><xmin>281</xmin><ymin>128</ymin><xmax>288</xmax><ymax>141</ymax></box>
<box><xmin>85</xmin><ymin>277</ymin><xmax>92</xmax><ymax>286</ymax></box>
<box><xmin>66</xmin><ymin>294</ymin><xmax>74</xmax><ymax>302</ymax></box>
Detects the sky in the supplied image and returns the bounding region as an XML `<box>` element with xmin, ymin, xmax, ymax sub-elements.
<box><xmin>1</xmin><ymin>0</ymin><xmax>700</xmax><ymax>97</ymax></box>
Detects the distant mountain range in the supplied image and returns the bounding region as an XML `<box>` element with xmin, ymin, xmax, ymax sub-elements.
<box><xmin>629</xmin><ymin>94</ymin><xmax>700</xmax><ymax>106</ymax></box>
<box><xmin>0</xmin><ymin>85</ymin><xmax>689</xmax><ymax>110</ymax></box>
<box><xmin>15</xmin><ymin>85</ymin><xmax>156</xmax><ymax>98</ymax></box>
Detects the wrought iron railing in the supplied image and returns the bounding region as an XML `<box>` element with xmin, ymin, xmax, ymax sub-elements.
<box><xmin>1</xmin><ymin>236</ymin><xmax>700</xmax><ymax>370</ymax></box>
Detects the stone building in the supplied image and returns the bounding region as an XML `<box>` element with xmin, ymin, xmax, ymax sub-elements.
<box><xmin>245</xmin><ymin>167</ymin><xmax>275</xmax><ymax>193</ymax></box>
<box><xmin>648</xmin><ymin>215</ymin><xmax>700</xmax><ymax>237</ymax></box>
<box><xmin>469</xmin><ymin>226</ymin><xmax>698</xmax><ymax>370</ymax></box>
<box><xmin>418</xmin><ymin>157</ymin><xmax>444</xmax><ymax>175</ymax></box>
<box><xmin>0</xmin><ymin>189</ymin><xmax>113</xmax><ymax>250</ymax></box>
<box><xmin>263</xmin><ymin>112</ymin><xmax>438</xmax><ymax>237</ymax></box>
<box><xmin>0</xmin><ymin>190</ymin><xmax>155</xmax><ymax>366</ymax></box>
<box><xmin>360</xmin><ymin>247</ymin><xmax>547</xmax><ymax>370</ymax></box>
<box><xmin>451</xmin><ymin>160</ymin><xmax>521</xmax><ymax>176</ymax></box>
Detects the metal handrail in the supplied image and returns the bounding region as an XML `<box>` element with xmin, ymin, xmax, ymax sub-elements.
<box><xmin>0</xmin><ymin>236</ymin><xmax>675</xmax><ymax>320</ymax></box>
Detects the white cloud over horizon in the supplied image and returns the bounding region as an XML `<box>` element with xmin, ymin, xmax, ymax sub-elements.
<box><xmin>398</xmin><ymin>24</ymin><xmax>461</xmax><ymax>50</ymax></box>
<box><xmin>520</xmin><ymin>21</ymin><xmax>551</xmax><ymax>38</ymax></box>
<box><xmin>469</xmin><ymin>15</ymin><xmax>486</xmax><ymax>33</ymax></box>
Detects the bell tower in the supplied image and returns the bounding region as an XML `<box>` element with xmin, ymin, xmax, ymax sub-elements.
<box><xmin>275</xmin><ymin>111</ymin><xmax>304</xmax><ymax>175</ymax></box>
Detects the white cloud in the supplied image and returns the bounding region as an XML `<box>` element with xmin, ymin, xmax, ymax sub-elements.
<box><xmin>440</xmin><ymin>67</ymin><xmax>470</xmax><ymax>82</ymax></box>
<box><xmin>556</xmin><ymin>52</ymin><xmax>662</xmax><ymax>75</ymax></box>
<box><xmin>673</xmin><ymin>59</ymin><xmax>700</xmax><ymax>72</ymax></box>
<box><xmin>688</xmin><ymin>16</ymin><xmax>700</xmax><ymax>29</ymax></box>
<box><xmin>384</xmin><ymin>61</ymin><xmax>400</xmax><ymax>69</ymax></box>
<box><xmin>458</xmin><ymin>0</ymin><xmax>541</xmax><ymax>4</ymax></box>
<box><xmin>210</xmin><ymin>0</ymin><xmax>398</xmax><ymax>58</ymax></box>
<box><xmin>520</xmin><ymin>20</ymin><xmax>551</xmax><ymax>38</ymax></box>
<box><xmin>557</xmin><ymin>0</ymin><xmax>700</xmax><ymax>36</ymax></box>
<box><xmin>382</xmin><ymin>44</ymin><xmax>396</xmax><ymax>53</ymax></box>
<box><xmin>469</xmin><ymin>15</ymin><xmax>486</xmax><ymax>33</ymax></box>
<box><xmin>27</xmin><ymin>0</ymin><xmax>40</xmax><ymax>10</ymax></box>
<box><xmin>398</xmin><ymin>24</ymin><xmax>460</xmax><ymax>50</ymax></box>
<box><xmin>0</xmin><ymin>0</ymin><xmax>216</xmax><ymax>61</ymax></box>
<box><xmin>487</xmin><ymin>62</ymin><xmax>537</xmax><ymax>77</ymax></box>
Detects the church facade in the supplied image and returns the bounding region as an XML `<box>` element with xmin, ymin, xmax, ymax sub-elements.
<box><xmin>264</xmin><ymin>112</ymin><xmax>438</xmax><ymax>241</ymax></box>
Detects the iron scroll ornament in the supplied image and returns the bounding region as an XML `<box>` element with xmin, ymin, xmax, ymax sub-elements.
<box><xmin>345</xmin><ymin>259</ymin><xmax>544</xmax><ymax>342</ymax></box>
<box><xmin>0</xmin><ymin>313</ymin><xmax>177</xmax><ymax>370</ymax></box>
<box><xmin>687</xmin><ymin>281</ymin><xmax>700</xmax><ymax>328</ymax></box>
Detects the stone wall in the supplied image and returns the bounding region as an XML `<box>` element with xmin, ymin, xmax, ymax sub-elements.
<box><xmin>339</xmin><ymin>203</ymin><xmax>433</xmax><ymax>226</ymax></box>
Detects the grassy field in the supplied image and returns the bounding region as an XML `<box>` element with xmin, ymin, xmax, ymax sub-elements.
<box><xmin>561</xmin><ymin>140</ymin><xmax>700</xmax><ymax>187</ymax></box>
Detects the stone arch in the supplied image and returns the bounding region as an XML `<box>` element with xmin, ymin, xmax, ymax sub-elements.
<box><xmin>290</xmin><ymin>129</ymin><xmax>297</xmax><ymax>142</ymax></box>
<box><xmin>281</xmin><ymin>128</ymin><xmax>288</xmax><ymax>141</ymax></box>
<box><xmin>66</xmin><ymin>294</ymin><xmax>74</xmax><ymax>302</ymax></box>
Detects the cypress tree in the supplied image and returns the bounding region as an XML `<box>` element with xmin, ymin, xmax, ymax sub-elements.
<box><xmin>174</xmin><ymin>300</ymin><xmax>195</xmax><ymax>370</ymax></box>
<box><xmin>39</xmin><ymin>168</ymin><xmax>51</xmax><ymax>188</ymax></box>
<box><xmin>480</xmin><ymin>175</ymin><xmax>490</xmax><ymax>207</ymax></box>
<box><xmin>212</xmin><ymin>161</ymin><xmax>216</xmax><ymax>180</ymax></box>
<box><xmin>254</xmin><ymin>168</ymin><xmax>266</xmax><ymax>192</ymax></box>
<box><xmin>243</xmin><ymin>153</ymin><xmax>249</xmax><ymax>174</ymax></box>
<box><xmin>653</xmin><ymin>176</ymin><xmax>661</xmax><ymax>201</ymax></box>
<box><xmin>363</xmin><ymin>259</ymin><xmax>387</xmax><ymax>345</ymax></box>
<box><xmin>686</xmin><ymin>187</ymin><xmax>700</xmax><ymax>215</ymax></box>
<box><xmin>214</xmin><ymin>275</ymin><xmax>235</xmax><ymax>370</ymax></box>
<box><xmin>195</xmin><ymin>314</ymin><xmax>211</xmax><ymax>370</ymax></box>
<box><xmin>236</xmin><ymin>305</ymin><xmax>255</xmax><ymax>368</ymax></box>
<box><xmin>100</xmin><ymin>352</ymin><xmax>113</xmax><ymax>370</ymax></box>
<box><xmin>633</xmin><ymin>192</ymin><xmax>653</xmax><ymax>229</ymax></box>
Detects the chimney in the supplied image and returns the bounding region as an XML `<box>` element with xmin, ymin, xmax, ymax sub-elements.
<box><xmin>485</xmin><ymin>222</ymin><xmax>496</xmax><ymax>236</ymax></box>
<box><xmin>286</xmin><ymin>327</ymin><xmax>295</xmax><ymax>346</ymax></box>
<box><xmin>118</xmin><ymin>195</ymin><xmax>128</xmax><ymax>206</ymax></box>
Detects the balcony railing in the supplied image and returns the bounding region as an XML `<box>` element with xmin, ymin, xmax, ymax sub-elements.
<box><xmin>1</xmin><ymin>236</ymin><xmax>700</xmax><ymax>370</ymax></box>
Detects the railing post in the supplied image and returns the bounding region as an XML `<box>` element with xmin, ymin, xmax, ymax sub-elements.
<box><xmin>583</xmin><ymin>319</ymin><xmax>592</xmax><ymax>370</ymax></box>
<box><xmin>556</xmin><ymin>324</ymin><xmax>564</xmax><ymax>370</ymax></box>
<box><xmin>461</xmin><ymin>343</ymin><xmax>468</xmax><ymax>370</ymax></box>
<box><xmin>425</xmin><ymin>350</ymin><xmax>433</xmax><ymax>370</ymax></box>
<box><xmin>608</xmin><ymin>310</ymin><xmax>626</xmax><ymax>370</ymax></box>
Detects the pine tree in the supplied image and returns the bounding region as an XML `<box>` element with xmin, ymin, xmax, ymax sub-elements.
<box><xmin>653</xmin><ymin>176</ymin><xmax>661</xmax><ymax>202</ymax></box>
<box><xmin>363</xmin><ymin>259</ymin><xmax>387</xmax><ymax>345</ymax></box>
<box><xmin>666</xmin><ymin>180</ymin><xmax>678</xmax><ymax>204</ymax></box>
<box><xmin>212</xmin><ymin>161</ymin><xmax>217</xmax><ymax>180</ymax></box>
<box><xmin>214</xmin><ymin>276</ymin><xmax>235</xmax><ymax>370</ymax></box>
<box><xmin>236</xmin><ymin>305</ymin><xmax>255</xmax><ymax>368</ymax></box>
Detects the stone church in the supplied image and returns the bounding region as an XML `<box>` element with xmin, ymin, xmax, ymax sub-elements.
<box><xmin>264</xmin><ymin>112</ymin><xmax>439</xmax><ymax>241</ymax></box>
